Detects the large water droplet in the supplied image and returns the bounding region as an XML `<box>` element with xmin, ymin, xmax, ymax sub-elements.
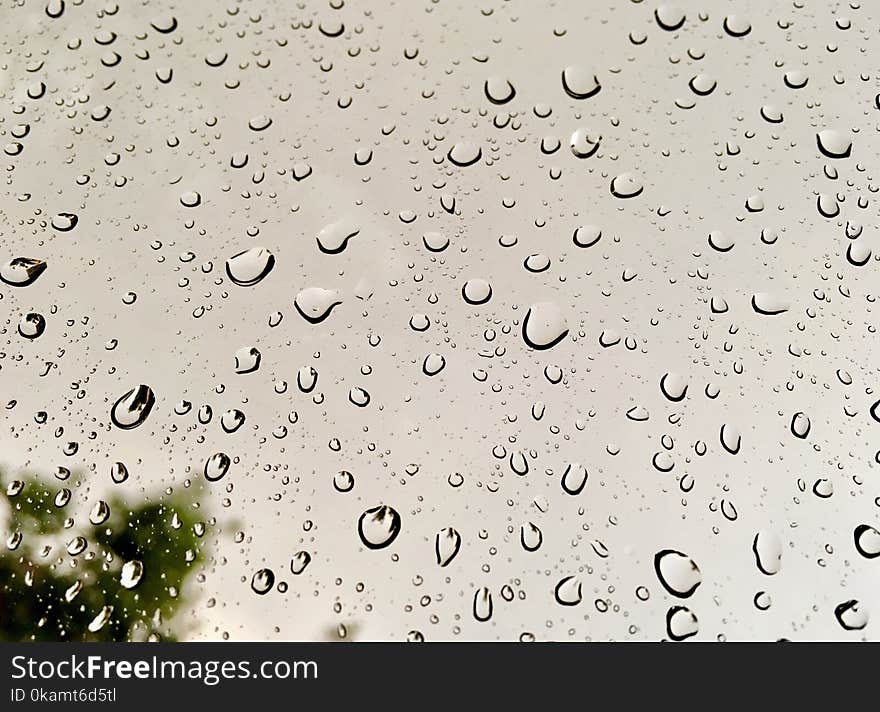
<box><xmin>18</xmin><ymin>313</ymin><xmax>46</xmax><ymax>339</ymax></box>
<box><xmin>462</xmin><ymin>278</ymin><xmax>493</xmax><ymax>305</ymax></box>
<box><xmin>751</xmin><ymin>292</ymin><xmax>789</xmax><ymax>315</ymax></box>
<box><xmin>358</xmin><ymin>505</ymin><xmax>401</xmax><ymax>549</ymax></box>
<box><xmin>484</xmin><ymin>76</ymin><xmax>515</xmax><ymax>104</ymax></box>
<box><xmin>234</xmin><ymin>346</ymin><xmax>261</xmax><ymax>374</ymax></box>
<box><xmin>435</xmin><ymin>527</ymin><xmax>461</xmax><ymax>567</ymax></box>
<box><xmin>570</xmin><ymin>128</ymin><xmax>601</xmax><ymax>158</ymax></box>
<box><xmin>521</xmin><ymin>522</ymin><xmax>543</xmax><ymax>552</ymax></box>
<box><xmin>610</xmin><ymin>172</ymin><xmax>644</xmax><ymax>198</ymax></box>
<box><xmin>654</xmin><ymin>550</ymin><xmax>702</xmax><ymax>598</ymax></box>
<box><xmin>522</xmin><ymin>302</ymin><xmax>568</xmax><ymax>350</ymax></box>
<box><xmin>225</xmin><ymin>247</ymin><xmax>275</xmax><ymax>286</ymax></box>
<box><xmin>221</xmin><ymin>409</ymin><xmax>245</xmax><ymax>433</ymax></box>
<box><xmin>1</xmin><ymin>257</ymin><xmax>47</xmax><ymax>286</ymax></box>
<box><xmin>854</xmin><ymin>524</ymin><xmax>880</xmax><ymax>559</ymax></box>
<box><xmin>790</xmin><ymin>412</ymin><xmax>811</xmax><ymax>439</ymax></box>
<box><xmin>205</xmin><ymin>452</ymin><xmax>230</xmax><ymax>482</ymax></box>
<box><xmin>561</xmin><ymin>462</ymin><xmax>588</xmax><ymax>495</ymax></box>
<box><xmin>660</xmin><ymin>372</ymin><xmax>688</xmax><ymax>402</ymax></box>
<box><xmin>294</xmin><ymin>287</ymin><xmax>342</xmax><ymax>323</ymax></box>
<box><xmin>251</xmin><ymin>568</ymin><xmax>275</xmax><ymax>595</ymax></box>
<box><xmin>562</xmin><ymin>65</ymin><xmax>601</xmax><ymax>99</ymax></box>
<box><xmin>447</xmin><ymin>142</ymin><xmax>482</xmax><ymax>167</ymax></box>
<box><xmin>290</xmin><ymin>551</ymin><xmax>311</xmax><ymax>575</ymax></box>
<box><xmin>120</xmin><ymin>560</ymin><xmax>144</xmax><ymax>589</ymax></box>
<box><xmin>816</xmin><ymin>130</ymin><xmax>852</xmax><ymax>159</ymax></box>
<box><xmin>316</xmin><ymin>220</ymin><xmax>360</xmax><ymax>254</ymax></box>
<box><xmin>666</xmin><ymin>606</ymin><xmax>699</xmax><ymax>641</ymax></box>
<box><xmin>655</xmin><ymin>5</ymin><xmax>686</xmax><ymax>31</ymax></box>
<box><xmin>473</xmin><ymin>586</ymin><xmax>493</xmax><ymax>621</ymax></box>
<box><xmin>110</xmin><ymin>385</ymin><xmax>156</xmax><ymax>429</ymax></box>
<box><xmin>753</xmin><ymin>530</ymin><xmax>782</xmax><ymax>575</ymax></box>
<box><xmin>573</xmin><ymin>225</ymin><xmax>602</xmax><ymax>248</ymax></box>
<box><xmin>835</xmin><ymin>600</ymin><xmax>868</xmax><ymax>631</ymax></box>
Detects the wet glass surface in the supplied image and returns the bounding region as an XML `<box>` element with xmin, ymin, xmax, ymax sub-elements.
<box><xmin>1</xmin><ymin>0</ymin><xmax>878</xmax><ymax>641</ymax></box>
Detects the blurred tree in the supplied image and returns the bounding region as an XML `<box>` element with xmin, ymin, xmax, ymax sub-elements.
<box><xmin>0</xmin><ymin>472</ymin><xmax>207</xmax><ymax>641</ymax></box>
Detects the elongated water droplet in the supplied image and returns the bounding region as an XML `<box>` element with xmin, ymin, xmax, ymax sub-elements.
<box><xmin>205</xmin><ymin>452</ymin><xmax>230</xmax><ymax>482</ymax></box>
<box><xmin>435</xmin><ymin>527</ymin><xmax>461</xmax><ymax>567</ymax></box>
<box><xmin>120</xmin><ymin>560</ymin><xmax>144</xmax><ymax>589</ymax></box>
<box><xmin>473</xmin><ymin>586</ymin><xmax>493</xmax><ymax>621</ymax></box>
<box><xmin>753</xmin><ymin>530</ymin><xmax>782</xmax><ymax>575</ymax></box>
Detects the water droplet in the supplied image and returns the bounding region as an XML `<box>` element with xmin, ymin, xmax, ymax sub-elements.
<box><xmin>422</xmin><ymin>353</ymin><xmax>446</xmax><ymax>376</ymax></box>
<box><xmin>110</xmin><ymin>462</ymin><xmax>129</xmax><ymax>484</ymax></box>
<box><xmin>251</xmin><ymin>568</ymin><xmax>275</xmax><ymax>595</ymax></box>
<box><xmin>835</xmin><ymin>600</ymin><xmax>868</xmax><ymax>631</ymax></box>
<box><xmin>110</xmin><ymin>385</ymin><xmax>156</xmax><ymax>429</ymax></box>
<box><xmin>720</xmin><ymin>423</ymin><xmax>741</xmax><ymax>454</ymax></box>
<box><xmin>790</xmin><ymin>412</ymin><xmax>811</xmax><ymax>438</ymax></box>
<box><xmin>221</xmin><ymin>409</ymin><xmax>245</xmax><ymax>433</ymax></box>
<box><xmin>723</xmin><ymin>14</ymin><xmax>751</xmax><ymax>37</ymax></box>
<box><xmin>423</xmin><ymin>231</ymin><xmax>449</xmax><ymax>253</ymax></box>
<box><xmin>570</xmin><ymin>128</ymin><xmax>601</xmax><ymax>158</ymax></box>
<box><xmin>120</xmin><ymin>560</ymin><xmax>144</xmax><ymax>589</ymax></box>
<box><xmin>522</xmin><ymin>302</ymin><xmax>568</xmax><ymax>350</ymax></box>
<box><xmin>753</xmin><ymin>530</ymin><xmax>782</xmax><ymax>575</ymax></box>
<box><xmin>521</xmin><ymin>522</ymin><xmax>543</xmax><ymax>552</ymax></box>
<box><xmin>225</xmin><ymin>247</ymin><xmax>275</xmax><ymax>287</ymax></box>
<box><xmin>333</xmin><ymin>470</ymin><xmax>355</xmax><ymax>493</ymax></box>
<box><xmin>484</xmin><ymin>76</ymin><xmax>515</xmax><ymax>104</ymax></box>
<box><xmin>573</xmin><ymin>225</ymin><xmax>602</xmax><ymax>248</ymax></box>
<box><xmin>462</xmin><ymin>279</ymin><xmax>493</xmax><ymax>305</ymax></box>
<box><xmin>554</xmin><ymin>576</ymin><xmax>583</xmax><ymax>606</ymax></box>
<box><xmin>447</xmin><ymin>142</ymin><xmax>482</xmax><ymax>167</ymax></box>
<box><xmin>205</xmin><ymin>452</ymin><xmax>230</xmax><ymax>482</ymax></box>
<box><xmin>51</xmin><ymin>212</ymin><xmax>78</xmax><ymax>231</ymax></box>
<box><xmin>473</xmin><ymin>587</ymin><xmax>493</xmax><ymax>621</ymax></box>
<box><xmin>562</xmin><ymin>65</ymin><xmax>601</xmax><ymax>99</ymax></box>
<box><xmin>1</xmin><ymin>257</ymin><xmax>47</xmax><ymax>286</ymax></box>
<box><xmin>18</xmin><ymin>313</ymin><xmax>46</xmax><ymax>339</ymax></box>
<box><xmin>290</xmin><ymin>551</ymin><xmax>311</xmax><ymax>575</ymax></box>
<box><xmin>655</xmin><ymin>5</ymin><xmax>686</xmax><ymax>31</ymax></box>
<box><xmin>751</xmin><ymin>293</ymin><xmax>789</xmax><ymax>315</ymax></box>
<box><xmin>666</xmin><ymin>606</ymin><xmax>699</xmax><ymax>641</ymax></box>
<box><xmin>660</xmin><ymin>373</ymin><xmax>688</xmax><ymax>402</ymax></box>
<box><xmin>234</xmin><ymin>346</ymin><xmax>261</xmax><ymax>374</ymax></box>
<box><xmin>317</xmin><ymin>220</ymin><xmax>360</xmax><ymax>254</ymax></box>
<box><xmin>610</xmin><ymin>172</ymin><xmax>644</xmax><ymax>198</ymax></box>
<box><xmin>654</xmin><ymin>550</ymin><xmax>702</xmax><ymax>598</ymax></box>
<box><xmin>358</xmin><ymin>505</ymin><xmax>401</xmax><ymax>549</ymax></box>
<box><xmin>348</xmin><ymin>386</ymin><xmax>371</xmax><ymax>407</ymax></box>
<box><xmin>294</xmin><ymin>287</ymin><xmax>342</xmax><ymax>323</ymax></box>
<box><xmin>435</xmin><ymin>527</ymin><xmax>461</xmax><ymax>567</ymax></box>
<box><xmin>816</xmin><ymin>130</ymin><xmax>852</xmax><ymax>159</ymax></box>
<box><xmin>561</xmin><ymin>462</ymin><xmax>588</xmax><ymax>495</ymax></box>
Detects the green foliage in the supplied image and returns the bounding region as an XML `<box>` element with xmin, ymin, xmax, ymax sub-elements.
<box><xmin>0</xmin><ymin>473</ymin><xmax>207</xmax><ymax>642</ymax></box>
